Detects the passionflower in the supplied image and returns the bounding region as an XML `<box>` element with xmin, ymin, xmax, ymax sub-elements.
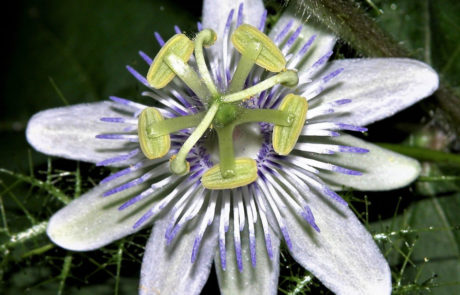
<box><xmin>26</xmin><ymin>0</ymin><xmax>439</xmax><ymax>294</ymax></box>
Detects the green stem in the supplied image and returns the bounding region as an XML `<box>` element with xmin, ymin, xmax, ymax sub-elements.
<box><xmin>235</xmin><ymin>108</ymin><xmax>293</xmax><ymax>126</ymax></box>
<box><xmin>171</xmin><ymin>102</ymin><xmax>220</xmax><ymax>174</ymax></box>
<box><xmin>216</xmin><ymin>124</ymin><xmax>236</xmax><ymax>178</ymax></box>
<box><xmin>228</xmin><ymin>42</ymin><xmax>262</xmax><ymax>93</ymax></box>
<box><xmin>378</xmin><ymin>143</ymin><xmax>460</xmax><ymax>166</ymax></box>
<box><xmin>221</xmin><ymin>70</ymin><xmax>298</xmax><ymax>103</ymax></box>
<box><xmin>194</xmin><ymin>29</ymin><xmax>219</xmax><ymax>98</ymax></box>
<box><xmin>148</xmin><ymin>112</ymin><xmax>205</xmax><ymax>137</ymax></box>
<box><xmin>165</xmin><ymin>54</ymin><xmax>210</xmax><ymax>101</ymax></box>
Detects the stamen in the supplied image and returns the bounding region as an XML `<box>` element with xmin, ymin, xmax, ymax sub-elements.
<box><xmin>221</xmin><ymin>70</ymin><xmax>298</xmax><ymax>103</ymax></box>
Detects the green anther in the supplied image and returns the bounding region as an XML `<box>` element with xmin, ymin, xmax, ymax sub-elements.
<box><xmin>272</xmin><ymin>94</ymin><xmax>308</xmax><ymax>155</ymax></box>
<box><xmin>201</xmin><ymin>158</ymin><xmax>258</xmax><ymax>190</ymax></box>
<box><xmin>147</xmin><ymin>34</ymin><xmax>194</xmax><ymax>89</ymax></box>
<box><xmin>138</xmin><ymin>107</ymin><xmax>171</xmax><ymax>159</ymax></box>
<box><xmin>221</xmin><ymin>70</ymin><xmax>299</xmax><ymax>103</ymax></box>
<box><xmin>232</xmin><ymin>24</ymin><xmax>286</xmax><ymax>72</ymax></box>
<box><xmin>194</xmin><ymin>29</ymin><xmax>219</xmax><ymax>98</ymax></box>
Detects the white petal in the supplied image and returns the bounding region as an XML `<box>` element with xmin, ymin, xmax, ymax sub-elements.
<box><xmin>140</xmin><ymin>216</ymin><xmax>218</xmax><ymax>295</ymax></box>
<box><xmin>26</xmin><ymin>102</ymin><xmax>138</xmax><ymax>166</ymax></box>
<box><xmin>305</xmin><ymin>134</ymin><xmax>421</xmax><ymax>191</ymax></box>
<box><xmin>310</xmin><ymin>58</ymin><xmax>439</xmax><ymax>126</ymax></box>
<box><xmin>269</xmin><ymin>3</ymin><xmax>336</xmax><ymax>73</ymax></box>
<box><xmin>215</xmin><ymin>221</ymin><xmax>280</xmax><ymax>295</ymax></box>
<box><xmin>280</xmin><ymin>191</ymin><xmax>391</xmax><ymax>295</ymax></box>
<box><xmin>47</xmin><ymin>168</ymin><xmax>156</xmax><ymax>251</ymax></box>
<box><xmin>202</xmin><ymin>0</ymin><xmax>264</xmax><ymax>56</ymax></box>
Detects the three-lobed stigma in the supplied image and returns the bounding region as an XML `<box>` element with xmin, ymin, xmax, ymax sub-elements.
<box><xmin>138</xmin><ymin>24</ymin><xmax>308</xmax><ymax>189</ymax></box>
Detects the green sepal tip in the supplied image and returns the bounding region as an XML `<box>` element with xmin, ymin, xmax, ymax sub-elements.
<box><xmin>272</xmin><ymin>94</ymin><xmax>308</xmax><ymax>155</ymax></box>
<box><xmin>201</xmin><ymin>158</ymin><xmax>258</xmax><ymax>190</ymax></box>
<box><xmin>138</xmin><ymin>107</ymin><xmax>171</xmax><ymax>159</ymax></box>
<box><xmin>147</xmin><ymin>34</ymin><xmax>194</xmax><ymax>89</ymax></box>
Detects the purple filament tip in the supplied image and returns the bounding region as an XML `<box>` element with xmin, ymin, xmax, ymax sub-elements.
<box><xmin>332</xmin><ymin>98</ymin><xmax>352</xmax><ymax>106</ymax></box>
<box><xmin>100</xmin><ymin>117</ymin><xmax>125</xmax><ymax>123</ymax></box>
<box><xmin>191</xmin><ymin>236</ymin><xmax>202</xmax><ymax>263</ymax></box>
<box><xmin>323</xmin><ymin>187</ymin><xmax>348</xmax><ymax>206</ymax></box>
<box><xmin>139</xmin><ymin>51</ymin><xmax>153</xmax><ymax>65</ymax></box>
<box><xmin>333</xmin><ymin>166</ymin><xmax>363</xmax><ymax>176</ymax></box>
<box><xmin>126</xmin><ymin>66</ymin><xmax>150</xmax><ymax>87</ymax></box>
<box><xmin>323</xmin><ymin>68</ymin><xmax>344</xmax><ymax>83</ymax></box>
<box><xmin>265</xmin><ymin>233</ymin><xmax>273</xmax><ymax>259</ymax></box>
<box><xmin>298</xmin><ymin>35</ymin><xmax>317</xmax><ymax>56</ymax></box>
<box><xmin>303</xmin><ymin>206</ymin><xmax>320</xmax><ymax>232</ymax></box>
<box><xmin>237</xmin><ymin>3</ymin><xmax>244</xmax><ymax>27</ymax></box>
<box><xmin>133</xmin><ymin>210</ymin><xmax>154</xmax><ymax>229</ymax></box>
<box><xmin>96</xmin><ymin>149</ymin><xmax>139</xmax><ymax>167</ymax></box>
<box><xmin>281</xmin><ymin>226</ymin><xmax>292</xmax><ymax>250</ymax></box>
<box><xmin>235</xmin><ymin>241</ymin><xmax>243</xmax><ymax>272</ymax></box>
<box><xmin>336</xmin><ymin>123</ymin><xmax>368</xmax><ymax>132</ymax></box>
<box><xmin>258</xmin><ymin>10</ymin><xmax>267</xmax><ymax>31</ymax></box>
<box><xmin>219</xmin><ymin>239</ymin><xmax>227</xmax><ymax>270</ymax></box>
<box><xmin>312</xmin><ymin>51</ymin><xmax>333</xmax><ymax>69</ymax></box>
<box><xmin>197</xmin><ymin>22</ymin><xmax>203</xmax><ymax>31</ymax></box>
<box><xmin>275</xmin><ymin>19</ymin><xmax>293</xmax><ymax>43</ymax></box>
<box><xmin>154</xmin><ymin>32</ymin><xmax>165</xmax><ymax>46</ymax></box>
<box><xmin>286</xmin><ymin>25</ymin><xmax>302</xmax><ymax>48</ymax></box>
<box><xmin>339</xmin><ymin>146</ymin><xmax>369</xmax><ymax>154</ymax></box>
<box><xmin>249</xmin><ymin>235</ymin><xmax>257</xmax><ymax>267</ymax></box>
<box><xmin>174</xmin><ymin>25</ymin><xmax>181</xmax><ymax>34</ymax></box>
<box><xmin>103</xmin><ymin>177</ymin><xmax>144</xmax><ymax>197</ymax></box>
<box><xmin>225</xmin><ymin>9</ymin><xmax>235</xmax><ymax>31</ymax></box>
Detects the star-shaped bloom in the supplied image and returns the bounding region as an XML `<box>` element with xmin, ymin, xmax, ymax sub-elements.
<box><xmin>26</xmin><ymin>0</ymin><xmax>438</xmax><ymax>294</ymax></box>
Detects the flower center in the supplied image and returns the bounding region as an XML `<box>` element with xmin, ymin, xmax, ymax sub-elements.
<box><xmin>137</xmin><ymin>24</ymin><xmax>309</xmax><ymax>189</ymax></box>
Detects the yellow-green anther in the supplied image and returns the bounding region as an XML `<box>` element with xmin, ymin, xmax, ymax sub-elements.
<box><xmin>201</xmin><ymin>158</ymin><xmax>258</xmax><ymax>190</ymax></box>
<box><xmin>170</xmin><ymin>102</ymin><xmax>220</xmax><ymax>175</ymax></box>
<box><xmin>231</xmin><ymin>24</ymin><xmax>286</xmax><ymax>72</ymax></box>
<box><xmin>138</xmin><ymin>107</ymin><xmax>171</xmax><ymax>159</ymax></box>
<box><xmin>147</xmin><ymin>34</ymin><xmax>194</xmax><ymax>88</ymax></box>
<box><xmin>221</xmin><ymin>70</ymin><xmax>298</xmax><ymax>103</ymax></box>
<box><xmin>194</xmin><ymin>29</ymin><xmax>219</xmax><ymax>98</ymax></box>
<box><xmin>273</xmin><ymin>94</ymin><xmax>308</xmax><ymax>155</ymax></box>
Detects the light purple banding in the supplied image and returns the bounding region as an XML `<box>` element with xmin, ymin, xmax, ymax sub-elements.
<box><xmin>303</xmin><ymin>206</ymin><xmax>320</xmax><ymax>232</ymax></box>
<box><xmin>339</xmin><ymin>146</ymin><xmax>369</xmax><ymax>153</ymax></box>
<box><xmin>236</xmin><ymin>3</ymin><xmax>244</xmax><ymax>27</ymax></box>
<box><xmin>166</xmin><ymin>224</ymin><xmax>181</xmax><ymax>245</ymax></box>
<box><xmin>171</xmin><ymin>90</ymin><xmax>192</xmax><ymax>108</ymax></box>
<box><xmin>138</xmin><ymin>51</ymin><xmax>153</xmax><ymax>65</ymax></box>
<box><xmin>275</xmin><ymin>19</ymin><xmax>293</xmax><ymax>43</ymax></box>
<box><xmin>154</xmin><ymin>32</ymin><xmax>165</xmax><ymax>46</ymax></box>
<box><xmin>174</xmin><ymin>25</ymin><xmax>181</xmax><ymax>34</ymax></box>
<box><xmin>100</xmin><ymin>117</ymin><xmax>125</xmax><ymax>123</ymax></box>
<box><xmin>258</xmin><ymin>10</ymin><xmax>267</xmax><ymax>31</ymax></box>
<box><xmin>323</xmin><ymin>68</ymin><xmax>344</xmax><ymax>83</ymax></box>
<box><xmin>336</xmin><ymin>123</ymin><xmax>368</xmax><ymax>132</ymax></box>
<box><xmin>126</xmin><ymin>66</ymin><xmax>150</xmax><ymax>87</ymax></box>
<box><xmin>298</xmin><ymin>35</ymin><xmax>317</xmax><ymax>56</ymax></box>
<box><xmin>109</xmin><ymin>96</ymin><xmax>141</xmax><ymax>109</ymax></box>
<box><xmin>96</xmin><ymin>148</ymin><xmax>140</xmax><ymax>167</ymax></box>
<box><xmin>219</xmin><ymin>238</ymin><xmax>227</xmax><ymax>270</ymax></box>
<box><xmin>323</xmin><ymin>187</ymin><xmax>348</xmax><ymax>206</ymax></box>
<box><xmin>286</xmin><ymin>25</ymin><xmax>302</xmax><ymax>48</ymax></box>
<box><xmin>191</xmin><ymin>236</ymin><xmax>202</xmax><ymax>263</ymax></box>
<box><xmin>197</xmin><ymin>22</ymin><xmax>203</xmax><ymax>31</ymax></box>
